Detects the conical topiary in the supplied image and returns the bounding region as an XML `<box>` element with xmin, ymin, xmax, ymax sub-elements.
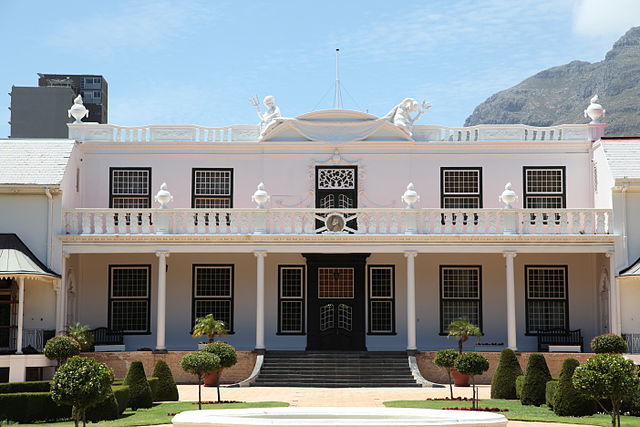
<box><xmin>491</xmin><ymin>348</ymin><xmax>523</xmax><ymax>399</ymax></box>
<box><xmin>152</xmin><ymin>359</ymin><xmax>179</xmax><ymax>401</ymax></box>
<box><xmin>553</xmin><ymin>358</ymin><xmax>597</xmax><ymax>416</ymax></box>
<box><xmin>86</xmin><ymin>389</ymin><xmax>120</xmax><ymax>421</ymax></box>
<box><xmin>124</xmin><ymin>360</ymin><xmax>153</xmax><ymax>410</ymax></box>
<box><xmin>520</xmin><ymin>353</ymin><xmax>552</xmax><ymax>406</ymax></box>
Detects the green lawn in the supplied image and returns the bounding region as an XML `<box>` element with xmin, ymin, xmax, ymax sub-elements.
<box><xmin>14</xmin><ymin>401</ymin><xmax>288</xmax><ymax>426</ymax></box>
<box><xmin>385</xmin><ymin>399</ymin><xmax>640</xmax><ymax>426</ymax></box>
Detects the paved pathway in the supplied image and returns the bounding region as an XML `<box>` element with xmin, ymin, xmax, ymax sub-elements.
<box><xmin>169</xmin><ymin>385</ymin><xmax>584</xmax><ymax>426</ymax></box>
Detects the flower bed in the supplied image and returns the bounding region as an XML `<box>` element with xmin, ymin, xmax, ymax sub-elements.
<box><xmin>425</xmin><ymin>397</ymin><xmax>471</xmax><ymax>401</ymax></box>
<box><xmin>443</xmin><ymin>407</ymin><xmax>509</xmax><ymax>412</ymax></box>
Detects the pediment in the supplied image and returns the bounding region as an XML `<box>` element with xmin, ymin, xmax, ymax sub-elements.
<box><xmin>260</xmin><ymin>109</ymin><xmax>413</xmax><ymax>143</ymax></box>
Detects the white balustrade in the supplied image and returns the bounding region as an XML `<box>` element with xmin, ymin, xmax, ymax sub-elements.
<box><xmin>63</xmin><ymin>208</ymin><xmax>613</xmax><ymax>237</ymax></box>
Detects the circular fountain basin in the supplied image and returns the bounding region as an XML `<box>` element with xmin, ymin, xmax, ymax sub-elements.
<box><xmin>172</xmin><ymin>407</ymin><xmax>508</xmax><ymax>427</ymax></box>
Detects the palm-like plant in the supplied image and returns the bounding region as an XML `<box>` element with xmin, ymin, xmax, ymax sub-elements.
<box><xmin>66</xmin><ymin>323</ymin><xmax>94</xmax><ymax>351</ymax></box>
<box><xmin>447</xmin><ymin>319</ymin><xmax>482</xmax><ymax>354</ymax></box>
<box><xmin>192</xmin><ymin>314</ymin><xmax>227</xmax><ymax>343</ymax></box>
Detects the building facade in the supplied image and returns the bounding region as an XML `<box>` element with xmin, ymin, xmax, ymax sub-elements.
<box><xmin>1</xmin><ymin>97</ymin><xmax>636</xmax><ymax>381</ymax></box>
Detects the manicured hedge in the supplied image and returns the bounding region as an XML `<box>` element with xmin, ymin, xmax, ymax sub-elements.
<box><xmin>148</xmin><ymin>376</ymin><xmax>159</xmax><ymax>401</ymax></box>
<box><xmin>545</xmin><ymin>380</ymin><xmax>558</xmax><ymax>409</ymax></box>
<box><xmin>86</xmin><ymin>390</ymin><xmax>120</xmax><ymax>422</ymax></box>
<box><xmin>491</xmin><ymin>348</ymin><xmax>523</xmax><ymax>399</ymax></box>
<box><xmin>515</xmin><ymin>375</ymin><xmax>524</xmax><ymax>399</ymax></box>
<box><xmin>124</xmin><ymin>360</ymin><xmax>153</xmax><ymax>409</ymax></box>
<box><xmin>152</xmin><ymin>359</ymin><xmax>179</xmax><ymax>401</ymax></box>
<box><xmin>0</xmin><ymin>392</ymin><xmax>71</xmax><ymax>423</ymax></box>
<box><xmin>0</xmin><ymin>380</ymin><xmax>51</xmax><ymax>394</ymax></box>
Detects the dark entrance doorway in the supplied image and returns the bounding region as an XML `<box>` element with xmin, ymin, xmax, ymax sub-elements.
<box><xmin>304</xmin><ymin>254</ymin><xmax>368</xmax><ymax>351</ymax></box>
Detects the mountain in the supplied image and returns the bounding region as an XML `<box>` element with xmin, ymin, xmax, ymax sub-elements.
<box><xmin>464</xmin><ymin>27</ymin><xmax>640</xmax><ymax>136</ymax></box>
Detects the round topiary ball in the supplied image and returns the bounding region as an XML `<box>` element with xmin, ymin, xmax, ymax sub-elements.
<box><xmin>44</xmin><ymin>335</ymin><xmax>81</xmax><ymax>365</ymax></box>
<box><xmin>454</xmin><ymin>352</ymin><xmax>489</xmax><ymax>377</ymax></box>
<box><xmin>434</xmin><ymin>349</ymin><xmax>458</xmax><ymax>369</ymax></box>
<box><xmin>202</xmin><ymin>342</ymin><xmax>237</xmax><ymax>369</ymax></box>
<box><xmin>591</xmin><ymin>334</ymin><xmax>628</xmax><ymax>354</ymax></box>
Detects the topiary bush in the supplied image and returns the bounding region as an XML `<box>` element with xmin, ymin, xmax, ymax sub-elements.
<box><xmin>520</xmin><ymin>353</ymin><xmax>552</xmax><ymax>406</ymax></box>
<box><xmin>573</xmin><ymin>353</ymin><xmax>640</xmax><ymax>427</ymax></box>
<box><xmin>434</xmin><ymin>349</ymin><xmax>458</xmax><ymax>399</ymax></box>
<box><xmin>491</xmin><ymin>348</ymin><xmax>523</xmax><ymax>399</ymax></box>
<box><xmin>553</xmin><ymin>358</ymin><xmax>597</xmax><ymax>416</ymax></box>
<box><xmin>454</xmin><ymin>352</ymin><xmax>489</xmax><ymax>409</ymax></box>
<box><xmin>123</xmin><ymin>360</ymin><xmax>153</xmax><ymax>410</ymax></box>
<box><xmin>50</xmin><ymin>356</ymin><xmax>114</xmax><ymax>427</ymax></box>
<box><xmin>112</xmin><ymin>385</ymin><xmax>130</xmax><ymax>415</ymax></box>
<box><xmin>44</xmin><ymin>336</ymin><xmax>81</xmax><ymax>365</ymax></box>
<box><xmin>85</xmin><ymin>389</ymin><xmax>119</xmax><ymax>422</ymax></box>
<box><xmin>545</xmin><ymin>380</ymin><xmax>558</xmax><ymax>409</ymax></box>
<box><xmin>0</xmin><ymin>392</ymin><xmax>71</xmax><ymax>423</ymax></box>
<box><xmin>203</xmin><ymin>341</ymin><xmax>237</xmax><ymax>368</ymax></box>
<box><xmin>181</xmin><ymin>351</ymin><xmax>221</xmax><ymax>410</ymax></box>
<box><xmin>0</xmin><ymin>380</ymin><xmax>51</xmax><ymax>394</ymax></box>
<box><xmin>591</xmin><ymin>333</ymin><xmax>628</xmax><ymax>354</ymax></box>
<box><xmin>152</xmin><ymin>359</ymin><xmax>179</xmax><ymax>401</ymax></box>
<box><xmin>147</xmin><ymin>376</ymin><xmax>159</xmax><ymax>401</ymax></box>
<box><xmin>515</xmin><ymin>375</ymin><xmax>525</xmax><ymax>399</ymax></box>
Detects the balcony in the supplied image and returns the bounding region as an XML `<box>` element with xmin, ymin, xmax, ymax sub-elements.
<box><xmin>63</xmin><ymin>208</ymin><xmax>613</xmax><ymax>240</ymax></box>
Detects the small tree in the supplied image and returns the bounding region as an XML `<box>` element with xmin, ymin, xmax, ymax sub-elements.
<box><xmin>520</xmin><ymin>353</ymin><xmax>552</xmax><ymax>406</ymax></box>
<box><xmin>553</xmin><ymin>358</ymin><xmax>596</xmax><ymax>416</ymax></box>
<box><xmin>50</xmin><ymin>356</ymin><xmax>114</xmax><ymax>427</ymax></box>
<box><xmin>491</xmin><ymin>348</ymin><xmax>523</xmax><ymax>399</ymax></box>
<box><xmin>447</xmin><ymin>319</ymin><xmax>482</xmax><ymax>354</ymax></box>
<box><xmin>591</xmin><ymin>334</ymin><xmax>628</xmax><ymax>354</ymax></box>
<box><xmin>124</xmin><ymin>360</ymin><xmax>153</xmax><ymax>410</ymax></box>
<box><xmin>434</xmin><ymin>349</ymin><xmax>458</xmax><ymax>399</ymax></box>
<box><xmin>66</xmin><ymin>323</ymin><xmax>94</xmax><ymax>351</ymax></box>
<box><xmin>44</xmin><ymin>335</ymin><xmax>81</xmax><ymax>366</ymax></box>
<box><xmin>573</xmin><ymin>353</ymin><xmax>640</xmax><ymax>427</ymax></box>
<box><xmin>202</xmin><ymin>342</ymin><xmax>237</xmax><ymax>402</ymax></box>
<box><xmin>454</xmin><ymin>352</ymin><xmax>489</xmax><ymax>408</ymax></box>
<box><xmin>181</xmin><ymin>351</ymin><xmax>221</xmax><ymax>410</ymax></box>
<box><xmin>192</xmin><ymin>314</ymin><xmax>227</xmax><ymax>343</ymax></box>
<box><xmin>152</xmin><ymin>359</ymin><xmax>179</xmax><ymax>401</ymax></box>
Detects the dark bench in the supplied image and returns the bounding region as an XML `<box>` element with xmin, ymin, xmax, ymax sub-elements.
<box><xmin>537</xmin><ymin>328</ymin><xmax>583</xmax><ymax>352</ymax></box>
<box><xmin>89</xmin><ymin>327</ymin><xmax>124</xmax><ymax>348</ymax></box>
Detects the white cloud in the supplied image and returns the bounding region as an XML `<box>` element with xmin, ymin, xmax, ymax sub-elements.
<box><xmin>573</xmin><ymin>0</ymin><xmax>640</xmax><ymax>37</ymax></box>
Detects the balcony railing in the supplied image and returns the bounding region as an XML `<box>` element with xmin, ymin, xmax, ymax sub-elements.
<box><xmin>63</xmin><ymin>208</ymin><xmax>612</xmax><ymax>237</ymax></box>
<box><xmin>0</xmin><ymin>328</ymin><xmax>55</xmax><ymax>353</ymax></box>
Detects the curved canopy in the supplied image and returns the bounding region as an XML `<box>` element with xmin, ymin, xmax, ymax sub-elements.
<box><xmin>0</xmin><ymin>234</ymin><xmax>59</xmax><ymax>281</ymax></box>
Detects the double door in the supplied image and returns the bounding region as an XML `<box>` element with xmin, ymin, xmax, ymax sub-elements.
<box><xmin>305</xmin><ymin>254</ymin><xmax>368</xmax><ymax>351</ymax></box>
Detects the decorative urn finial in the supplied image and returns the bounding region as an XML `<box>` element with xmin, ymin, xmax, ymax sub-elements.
<box><xmin>500</xmin><ymin>182</ymin><xmax>518</xmax><ymax>209</ymax></box>
<box><xmin>584</xmin><ymin>94</ymin><xmax>605</xmax><ymax>124</ymax></box>
<box><xmin>401</xmin><ymin>183</ymin><xmax>420</xmax><ymax>208</ymax></box>
<box><xmin>67</xmin><ymin>95</ymin><xmax>89</xmax><ymax>124</ymax></box>
<box><xmin>155</xmin><ymin>183</ymin><xmax>173</xmax><ymax>209</ymax></box>
<box><xmin>252</xmin><ymin>182</ymin><xmax>270</xmax><ymax>208</ymax></box>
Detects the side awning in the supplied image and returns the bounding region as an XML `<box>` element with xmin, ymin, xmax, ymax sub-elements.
<box><xmin>619</xmin><ymin>257</ymin><xmax>640</xmax><ymax>280</ymax></box>
<box><xmin>0</xmin><ymin>234</ymin><xmax>60</xmax><ymax>281</ymax></box>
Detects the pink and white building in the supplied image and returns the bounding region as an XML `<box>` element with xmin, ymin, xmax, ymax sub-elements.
<box><xmin>1</xmin><ymin>96</ymin><xmax>638</xmax><ymax>381</ymax></box>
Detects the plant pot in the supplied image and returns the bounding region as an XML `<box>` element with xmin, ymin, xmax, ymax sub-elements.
<box><xmin>452</xmin><ymin>369</ymin><xmax>470</xmax><ymax>387</ymax></box>
<box><xmin>198</xmin><ymin>343</ymin><xmax>208</xmax><ymax>350</ymax></box>
<box><xmin>203</xmin><ymin>368</ymin><xmax>223</xmax><ymax>387</ymax></box>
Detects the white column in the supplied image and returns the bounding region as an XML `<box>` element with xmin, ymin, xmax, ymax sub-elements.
<box><xmin>405</xmin><ymin>251</ymin><xmax>418</xmax><ymax>351</ymax></box>
<box><xmin>503</xmin><ymin>251</ymin><xmax>517</xmax><ymax>350</ymax></box>
<box><xmin>607</xmin><ymin>252</ymin><xmax>620</xmax><ymax>334</ymax></box>
<box><xmin>255</xmin><ymin>251</ymin><xmax>267</xmax><ymax>351</ymax></box>
<box><xmin>16</xmin><ymin>277</ymin><xmax>25</xmax><ymax>355</ymax></box>
<box><xmin>156</xmin><ymin>251</ymin><xmax>169</xmax><ymax>351</ymax></box>
<box><xmin>56</xmin><ymin>254</ymin><xmax>68</xmax><ymax>335</ymax></box>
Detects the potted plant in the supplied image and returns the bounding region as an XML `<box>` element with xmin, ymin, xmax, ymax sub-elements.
<box><xmin>191</xmin><ymin>314</ymin><xmax>227</xmax><ymax>349</ymax></box>
<box><xmin>201</xmin><ymin>342</ymin><xmax>238</xmax><ymax>402</ymax></box>
<box><xmin>447</xmin><ymin>319</ymin><xmax>482</xmax><ymax>387</ymax></box>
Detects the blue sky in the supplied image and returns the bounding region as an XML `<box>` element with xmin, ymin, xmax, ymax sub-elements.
<box><xmin>1</xmin><ymin>0</ymin><xmax>639</xmax><ymax>137</ymax></box>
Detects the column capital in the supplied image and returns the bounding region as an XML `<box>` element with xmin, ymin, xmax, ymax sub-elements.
<box><xmin>155</xmin><ymin>250</ymin><xmax>170</xmax><ymax>258</ymax></box>
<box><xmin>63</xmin><ymin>251</ymin><xmax>71</xmax><ymax>259</ymax></box>
<box><xmin>404</xmin><ymin>250</ymin><xmax>418</xmax><ymax>258</ymax></box>
<box><xmin>605</xmin><ymin>250</ymin><xmax>615</xmax><ymax>259</ymax></box>
<box><xmin>254</xmin><ymin>250</ymin><xmax>268</xmax><ymax>258</ymax></box>
<box><xmin>502</xmin><ymin>250</ymin><xmax>517</xmax><ymax>258</ymax></box>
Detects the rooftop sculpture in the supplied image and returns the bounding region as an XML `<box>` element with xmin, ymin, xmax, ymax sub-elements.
<box><xmin>251</xmin><ymin>95</ymin><xmax>281</xmax><ymax>137</ymax></box>
<box><xmin>383</xmin><ymin>98</ymin><xmax>431</xmax><ymax>137</ymax></box>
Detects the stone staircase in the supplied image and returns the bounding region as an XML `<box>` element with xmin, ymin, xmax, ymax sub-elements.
<box><xmin>252</xmin><ymin>351</ymin><xmax>421</xmax><ymax>387</ymax></box>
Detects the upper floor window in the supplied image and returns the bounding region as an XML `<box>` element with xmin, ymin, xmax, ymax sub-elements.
<box><xmin>440</xmin><ymin>168</ymin><xmax>482</xmax><ymax>208</ymax></box>
<box><xmin>525</xmin><ymin>266</ymin><xmax>568</xmax><ymax>334</ymax></box>
<box><xmin>109</xmin><ymin>168</ymin><xmax>151</xmax><ymax>208</ymax></box>
<box><xmin>192</xmin><ymin>169</ymin><xmax>233</xmax><ymax>208</ymax></box>
<box><xmin>523</xmin><ymin>167</ymin><xmax>566</xmax><ymax>208</ymax></box>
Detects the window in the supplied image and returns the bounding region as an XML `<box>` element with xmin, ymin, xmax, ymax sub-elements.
<box><xmin>523</xmin><ymin>167</ymin><xmax>566</xmax><ymax>208</ymax></box>
<box><xmin>109</xmin><ymin>266</ymin><xmax>150</xmax><ymax>334</ymax></box>
<box><xmin>441</xmin><ymin>168</ymin><xmax>483</xmax><ymax>209</ymax></box>
<box><xmin>192</xmin><ymin>169</ymin><xmax>233</xmax><ymax>208</ymax></box>
<box><xmin>109</xmin><ymin>168</ymin><xmax>151</xmax><ymax>208</ymax></box>
<box><xmin>440</xmin><ymin>266</ymin><xmax>482</xmax><ymax>334</ymax></box>
<box><xmin>278</xmin><ymin>266</ymin><xmax>305</xmax><ymax>334</ymax></box>
<box><xmin>192</xmin><ymin>265</ymin><xmax>234</xmax><ymax>332</ymax></box>
<box><xmin>526</xmin><ymin>266</ymin><xmax>568</xmax><ymax>334</ymax></box>
<box><xmin>368</xmin><ymin>266</ymin><xmax>395</xmax><ymax>334</ymax></box>
<box><xmin>318</xmin><ymin>268</ymin><xmax>354</xmax><ymax>298</ymax></box>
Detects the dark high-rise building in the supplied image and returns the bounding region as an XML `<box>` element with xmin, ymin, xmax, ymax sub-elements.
<box><xmin>37</xmin><ymin>74</ymin><xmax>108</xmax><ymax>123</ymax></box>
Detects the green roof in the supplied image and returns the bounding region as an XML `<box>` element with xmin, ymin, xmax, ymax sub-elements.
<box><xmin>0</xmin><ymin>234</ymin><xmax>59</xmax><ymax>280</ymax></box>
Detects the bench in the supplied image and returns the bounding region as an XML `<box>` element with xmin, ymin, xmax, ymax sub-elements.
<box><xmin>90</xmin><ymin>327</ymin><xmax>125</xmax><ymax>352</ymax></box>
<box><xmin>537</xmin><ymin>328</ymin><xmax>583</xmax><ymax>352</ymax></box>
